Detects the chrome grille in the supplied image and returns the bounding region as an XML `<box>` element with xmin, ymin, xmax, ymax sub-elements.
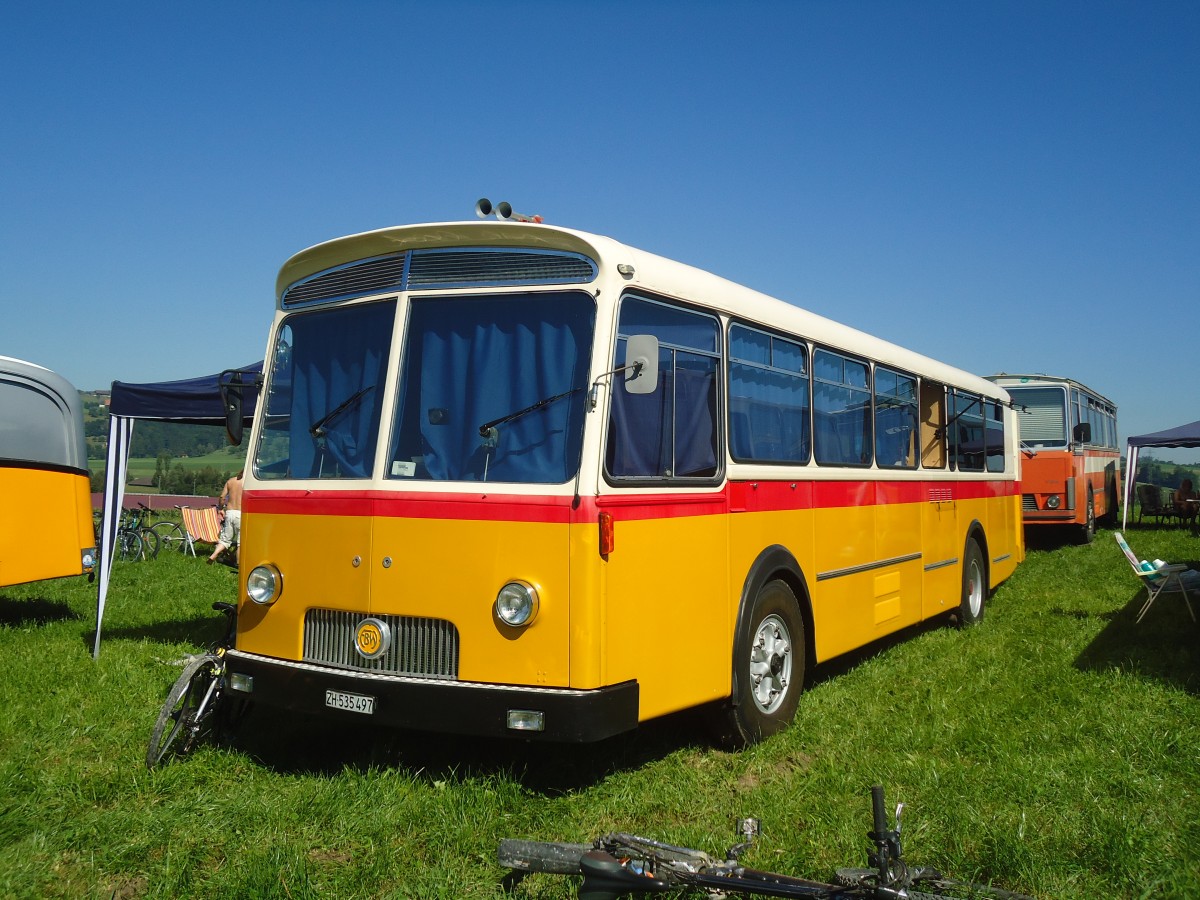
<box><xmin>282</xmin><ymin>247</ymin><xmax>596</xmax><ymax>306</ymax></box>
<box><xmin>303</xmin><ymin>609</ymin><xmax>459</xmax><ymax>679</ymax></box>
<box><xmin>1022</xmin><ymin>494</ymin><xmax>1037</xmax><ymax>511</ymax></box>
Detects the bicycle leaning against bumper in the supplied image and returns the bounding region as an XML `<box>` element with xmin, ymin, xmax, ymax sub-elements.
<box><xmin>498</xmin><ymin>784</ymin><xmax>1034</xmax><ymax>900</ymax></box>
<box><xmin>146</xmin><ymin>601</ymin><xmax>242</xmax><ymax>769</ymax></box>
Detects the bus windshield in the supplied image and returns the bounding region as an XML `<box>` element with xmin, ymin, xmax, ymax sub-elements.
<box><xmin>254</xmin><ymin>300</ymin><xmax>396</xmax><ymax>480</ymax></box>
<box><xmin>387</xmin><ymin>291</ymin><xmax>595</xmax><ymax>484</ymax></box>
<box><xmin>1006</xmin><ymin>386</ymin><xmax>1067</xmax><ymax>448</ymax></box>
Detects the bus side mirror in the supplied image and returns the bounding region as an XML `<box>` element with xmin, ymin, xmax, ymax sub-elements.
<box><xmin>624</xmin><ymin>334</ymin><xmax>659</xmax><ymax>395</ymax></box>
<box><xmin>220</xmin><ymin>372</ymin><xmax>246</xmax><ymax>446</ymax></box>
<box><xmin>1073</xmin><ymin>422</ymin><xmax>1091</xmax><ymax>444</ymax></box>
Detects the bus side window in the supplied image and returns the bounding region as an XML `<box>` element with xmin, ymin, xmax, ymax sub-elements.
<box><xmin>874</xmin><ymin>366</ymin><xmax>917</xmax><ymax>469</ymax></box>
<box><xmin>813</xmin><ymin>349</ymin><xmax>871</xmax><ymax>467</ymax></box>
<box><xmin>606</xmin><ymin>297</ymin><xmax>720</xmax><ymax>482</ymax></box>
<box><xmin>920</xmin><ymin>380</ymin><xmax>946</xmax><ymax>469</ymax></box>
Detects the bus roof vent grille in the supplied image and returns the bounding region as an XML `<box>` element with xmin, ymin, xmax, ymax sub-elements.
<box><xmin>406</xmin><ymin>248</ymin><xmax>596</xmax><ymax>288</ymax></box>
<box><xmin>283</xmin><ymin>254</ymin><xmax>408</xmax><ymax>306</ymax></box>
<box><xmin>282</xmin><ymin>247</ymin><xmax>597</xmax><ymax>306</ymax></box>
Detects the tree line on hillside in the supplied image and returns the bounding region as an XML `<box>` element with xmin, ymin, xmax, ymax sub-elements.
<box><xmin>84</xmin><ymin>415</ymin><xmax>231</xmax><ymax>460</ymax></box>
<box><xmin>1137</xmin><ymin>459</ymin><xmax>1200</xmax><ymax>490</ymax></box>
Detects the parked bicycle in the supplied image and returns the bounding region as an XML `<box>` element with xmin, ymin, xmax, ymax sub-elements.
<box><xmin>498</xmin><ymin>785</ymin><xmax>1034</xmax><ymax>900</ymax></box>
<box><xmin>148</xmin><ymin>505</ymin><xmax>189</xmax><ymax>555</ymax></box>
<box><xmin>146</xmin><ymin>601</ymin><xmax>242</xmax><ymax>769</ymax></box>
<box><xmin>119</xmin><ymin>503</ymin><xmax>160</xmax><ymax>560</ymax></box>
<box><xmin>95</xmin><ymin>509</ymin><xmax>143</xmax><ymax>562</ymax></box>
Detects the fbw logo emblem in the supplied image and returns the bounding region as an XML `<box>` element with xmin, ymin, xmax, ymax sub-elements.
<box><xmin>354</xmin><ymin>618</ymin><xmax>391</xmax><ymax>660</ymax></box>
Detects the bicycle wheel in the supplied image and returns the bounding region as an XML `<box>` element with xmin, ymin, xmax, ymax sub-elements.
<box><xmin>146</xmin><ymin>653</ymin><xmax>223</xmax><ymax>769</ymax></box>
<box><xmin>835</xmin><ymin>868</ymin><xmax>1035</xmax><ymax>900</ymax></box>
<box><xmin>138</xmin><ymin>526</ymin><xmax>161</xmax><ymax>560</ymax></box>
<box><xmin>118</xmin><ymin>529</ymin><xmax>142</xmax><ymax>561</ymax></box>
<box><xmin>150</xmin><ymin>521</ymin><xmax>188</xmax><ymax>554</ymax></box>
<box><xmin>497</xmin><ymin>839</ymin><xmax>590</xmax><ymax>875</ymax></box>
<box><xmin>908</xmin><ymin>877</ymin><xmax>1036</xmax><ymax>900</ymax></box>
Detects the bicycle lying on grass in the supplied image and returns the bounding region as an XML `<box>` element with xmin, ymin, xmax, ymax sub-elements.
<box><xmin>146</xmin><ymin>601</ymin><xmax>243</xmax><ymax>769</ymax></box>
<box><xmin>499</xmin><ymin>785</ymin><xmax>1034</xmax><ymax>900</ymax></box>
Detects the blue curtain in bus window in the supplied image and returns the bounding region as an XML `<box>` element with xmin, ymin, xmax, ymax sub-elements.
<box><xmin>728</xmin><ymin>324</ymin><xmax>809</xmax><ymax>464</ymax></box>
<box><xmin>874</xmin><ymin>367</ymin><xmax>916</xmax><ymax>469</ymax></box>
<box><xmin>280</xmin><ymin>301</ymin><xmax>394</xmax><ymax>479</ymax></box>
<box><xmin>607</xmin><ymin>298</ymin><xmax>719</xmax><ymax>480</ymax></box>
<box><xmin>392</xmin><ymin>292</ymin><xmax>594</xmax><ymax>483</ymax></box>
<box><xmin>813</xmin><ymin>350</ymin><xmax>871</xmax><ymax>466</ymax></box>
<box><xmin>607</xmin><ymin>352</ymin><xmax>717</xmax><ymax>477</ymax></box>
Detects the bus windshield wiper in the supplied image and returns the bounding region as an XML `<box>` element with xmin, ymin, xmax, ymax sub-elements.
<box><xmin>478</xmin><ymin>386</ymin><xmax>582</xmax><ymax>439</ymax></box>
<box><xmin>310</xmin><ymin>386</ymin><xmax>375</xmax><ymax>438</ymax></box>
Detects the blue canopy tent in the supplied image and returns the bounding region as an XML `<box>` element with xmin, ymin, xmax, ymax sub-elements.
<box><xmin>1122</xmin><ymin>418</ymin><xmax>1200</xmax><ymax>529</ymax></box>
<box><xmin>94</xmin><ymin>363</ymin><xmax>261</xmax><ymax>658</ymax></box>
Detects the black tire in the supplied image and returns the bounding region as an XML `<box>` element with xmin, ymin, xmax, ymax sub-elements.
<box><xmin>721</xmin><ymin>579</ymin><xmax>806</xmax><ymax>747</ymax></box>
<box><xmin>957</xmin><ymin>538</ymin><xmax>986</xmax><ymax>627</ymax></box>
<box><xmin>150</xmin><ymin>521</ymin><xmax>187</xmax><ymax>554</ymax></box>
<box><xmin>1075</xmin><ymin>489</ymin><xmax>1096</xmax><ymax>544</ymax></box>
<box><xmin>118</xmin><ymin>529</ymin><xmax>142</xmax><ymax>562</ymax></box>
<box><xmin>146</xmin><ymin>653</ymin><xmax>222</xmax><ymax>769</ymax></box>
<box><xmin>836</xmin><ymin>868</ymin><xmax>1035</xmax><ymax>899</ymax></box>
<box><xmin>497</xmin><ymin>839</ymin><xmax>590</xmax><ymax>875</ymax></box>
<box><xmin>139</xmin><ymin>526</ymin><xmax>161</xmax><ymax>560</ymax></box>
<box><xmin>909</xmin><ymin>877</ymin><xmax>1037</xmax><ymax>900</ymax></box>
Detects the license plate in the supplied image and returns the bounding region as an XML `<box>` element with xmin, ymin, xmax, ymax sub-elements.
<box><xmin>325</xmin><ymin>689</ymin><xmax>375</xmax><ymax>715</ymax></box>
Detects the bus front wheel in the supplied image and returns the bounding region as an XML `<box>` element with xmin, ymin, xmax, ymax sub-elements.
<box><xmin>719</xmin><ymin>580</ymin><xmax>806</xmax><ymax>748</ymax></box>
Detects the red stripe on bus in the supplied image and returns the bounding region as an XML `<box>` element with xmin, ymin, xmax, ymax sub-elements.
<box><xmin>245</xmin><ymin>478</ymin><xmax>1016</xmax><ymax>523</ymax></box>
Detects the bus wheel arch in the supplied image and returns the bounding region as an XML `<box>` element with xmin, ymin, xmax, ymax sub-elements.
<box><xmin>956</xmin><ymin>524</ymin><xmax>988</xmax><ymax>628</ymax></box>
<box><xmin>715</xmin><ymin>546</ymin><xmax>812</xmax><ymax>748</ymax></box>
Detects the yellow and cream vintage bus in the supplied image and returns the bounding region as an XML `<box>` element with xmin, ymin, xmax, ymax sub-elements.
<box><xmin>224</xmin><ymin>208</ymin><xmax>1023</xmax><ymax>746</ymax></box>
<box><xmin>1</xmin><ymin>357</ymin><xmax>96</xmax><ymax>588</ymax></box>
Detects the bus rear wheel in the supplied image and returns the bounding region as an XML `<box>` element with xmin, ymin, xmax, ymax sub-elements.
<box><xmin>956</xmin><ymin>538</ymin><xmax>986</xmax><ymax>627</ymax></box>
<box><xmin>1076</xmin><ymin>489</ymin><xmax>1096</xmax><ymax>544</ymax></box>
<box><xmin>718</xmin><ymin>580</ymin><xmax>805</xmax><ymax>748</ymax></box>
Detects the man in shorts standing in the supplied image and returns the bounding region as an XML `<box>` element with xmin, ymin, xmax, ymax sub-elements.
<box><xmin>209</xmin><ymin>470</ymin><xmax>244</xmax><ymax>564</ymax></box>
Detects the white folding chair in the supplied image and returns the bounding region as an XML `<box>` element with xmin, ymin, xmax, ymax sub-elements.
<box><xmin>1114</xmin><ymin>532</ymin><xmax>1198</xmax><ymax>623</ymax></box>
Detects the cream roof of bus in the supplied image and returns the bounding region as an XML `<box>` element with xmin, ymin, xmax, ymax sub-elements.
<box><xmin>276</xmin><ymin>221</ymin><xmax>1007</xmax><ymax>403</ymax></box>
<box><xmin>987</xmin><ymin>374</ymin><xmax>1115</xmax><ymax>408</ymax></box>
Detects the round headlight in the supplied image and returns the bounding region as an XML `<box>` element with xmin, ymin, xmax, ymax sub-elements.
<box><xmin>1046</xmin><ymin>495</ymin><xmax>1061</xmax><ymax>510</ymax></box>
<box><xmin>246</xmin><ymin>564</ymin><xmax>282</xmax><ymax>605</ymax></box>
<box><xmin>495</xmin><ymin>580</ymin><xmax>539</xmax><ymax>628</ymax></box>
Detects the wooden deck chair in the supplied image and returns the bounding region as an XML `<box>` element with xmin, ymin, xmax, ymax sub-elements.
<box><xmin>179</xmin><ymin>506</ymin><xmax>224</xmax><ymax>557</ymax></box>
<box><xmin>1114</xmin><ymin>532</ymin><xmax>1197</xmax><ymax>624</ymax></box>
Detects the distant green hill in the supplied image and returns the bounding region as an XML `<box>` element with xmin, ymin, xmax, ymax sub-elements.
<box><xmin>81</xmin><ymin>391</ymin><xmax>245</xmax><ymax>495</ymax></box>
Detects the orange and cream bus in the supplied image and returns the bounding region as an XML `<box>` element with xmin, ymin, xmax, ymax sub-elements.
<box><xmin>986</xmin><ymin>374</ymin><xmax>1119</xmax><ymax>544</ymax></box>
<box><xmin>1</xmin><ymin>357</ymin><xmax>96</xmax><ymax>587</ymax></box>
<box><xmin>222</xmin><ymin>208</ymin><xmax>1023</xmax><ymax>746</ymax></box>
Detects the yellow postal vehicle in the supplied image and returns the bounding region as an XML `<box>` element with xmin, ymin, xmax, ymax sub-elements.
<box><xmin>223</xmin><ymin>208</ymin><xmax>1023</xmax><ymax>746</ymax></box>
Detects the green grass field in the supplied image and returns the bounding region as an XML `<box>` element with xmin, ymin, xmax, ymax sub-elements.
<box><xmin>1</xmin><ymin>525</ymin><xmax>1198</xmax><ymax>899</ymax></box>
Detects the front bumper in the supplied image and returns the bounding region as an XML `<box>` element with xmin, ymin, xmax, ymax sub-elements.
<box><xmin>224</xmin><ymin>649</ymin><xmax>640</xmax><ymax>742</ymax></box>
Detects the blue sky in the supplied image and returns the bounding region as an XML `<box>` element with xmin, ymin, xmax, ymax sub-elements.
<box><xmin>3</xmin><ymin>1</ymin><xmax>1197</xmax><ymax>459</ymax></box>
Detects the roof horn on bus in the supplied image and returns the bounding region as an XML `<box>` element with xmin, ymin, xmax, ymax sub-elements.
<box><xmin>475</xmin><ymin>198</ymin><xmax>544</xmax><ymax>224</ymax></box>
